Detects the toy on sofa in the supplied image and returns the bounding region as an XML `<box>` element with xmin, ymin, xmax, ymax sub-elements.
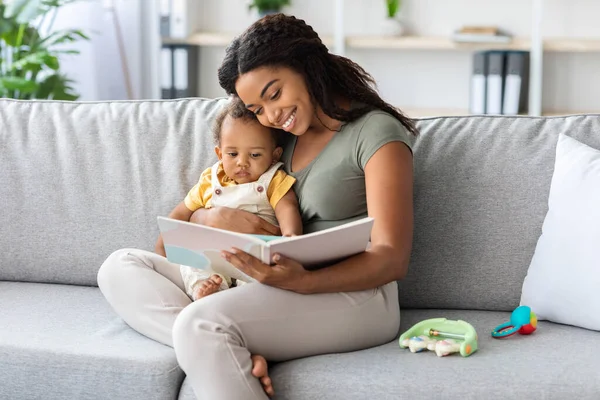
<box><xmin>491</xmin><ymin>305</ymin><xmax>537</xmax><ymax>338</ymax></box>
<box><xmin>398</xmin><ymin>318</ymin><xmax>478</xmax><ymax>357</ymax></box>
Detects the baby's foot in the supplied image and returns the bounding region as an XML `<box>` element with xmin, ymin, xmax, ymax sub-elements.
<box><xmin>192</xmin><ymin>274</ymin><xmax>223</xmax><ymax>300</ymax></box>
<box><xmin>251</xmin><ymin>354</ymin><xmax>274</xmax><ymax>397</ymax></box>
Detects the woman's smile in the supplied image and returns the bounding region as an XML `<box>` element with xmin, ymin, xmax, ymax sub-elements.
<box><xmin>282</xmin><ymin>108</ymin><xmax>297</xmax><ymax>131</ymax></box>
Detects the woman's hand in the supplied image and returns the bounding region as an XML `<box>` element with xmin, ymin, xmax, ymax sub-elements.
<box><xmin>221</xmin><ymin>248</ymin><xmax>312</xmax><ymax>293</ymax></box>
<box><xmin>190</xmin><ymin>207</ymin><xmax>281</xmax><ymax>235</ymax></box>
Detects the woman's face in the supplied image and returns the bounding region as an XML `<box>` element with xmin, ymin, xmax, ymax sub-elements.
<box><xmin>235</xmin><ymin>66</ymin><xmax>313</xmax><ymax>136</ymax></box>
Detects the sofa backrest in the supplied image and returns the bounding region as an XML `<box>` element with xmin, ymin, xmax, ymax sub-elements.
<box><xmin>0</xmin><ymin>98</ymin><xmax>226</xmax><ymax>286</ymax></box>
<box><xmin>399</xmin><ymin>114</ymin><xmax>600</xmax><ymax>311</ymax></box>
<box><xmin>2</xmin><ymin>98</ymin><xmax>599</xmax><ymax>312</ymax></box>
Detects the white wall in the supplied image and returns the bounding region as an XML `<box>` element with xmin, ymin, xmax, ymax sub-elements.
<box><xmin>51</xmin><ymin>0</ymin><xmax>600</xmax><ymax>111</ymax></box>
<box><xmin>52</xmin><ymin>0</ymin><xmax>158</xmax><ymax>101</ymax></box>
<box><xmin>194</xmin><ymin>0</ymin><xmax>600</xmax><ymax>113</ymax></box>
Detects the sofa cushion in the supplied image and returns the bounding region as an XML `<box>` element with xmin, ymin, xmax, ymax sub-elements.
<box><xmin>0</xmin><ymin>98</ymin><xmax>227</xmax><ymax>286</ymax></box>
<box><xmin>223</xmin><ymin>308</ymin><xmax>599</xmax><ymax>400</ymax></box>
<box><xmin>0</xmin><ymin>281</ymin><xmax>184</xmax><ymax>400</ymax></box>
<box><xmin>402</xmin><ymin>114</ymin><xmax>600</xmax><ymax>311</ymax></box>
<box><xmin>521</xmin><ymin>133</ymin><xmax>600</xmax><ymax>331</ymax></box>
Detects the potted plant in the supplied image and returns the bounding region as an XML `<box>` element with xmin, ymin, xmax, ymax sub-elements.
<box><xmin>382</xmin><ymin>0</ymin><xmax>404</xmax><ymax>36</ymax></box>
<box><xmin>0</xmin><ymin>0</ymin><xmax>88</xmax><ymax>100</ymax></box>
<box><xmin>248</xmin><ymin>0</ymin><xmax>291</xmax><ymax>18</ymax></box>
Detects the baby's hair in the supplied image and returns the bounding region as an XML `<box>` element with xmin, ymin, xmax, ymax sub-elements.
<box><xmin>212</xmin><ymin>98</ymin><xmax>282</xmax><ymax>147</ymax></box>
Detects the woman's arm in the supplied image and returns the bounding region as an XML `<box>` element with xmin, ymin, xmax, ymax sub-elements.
<box><xmin>298</xmin><ymin>141</ymin><xmax>413</xmax><ymax>293</ymax></box>
<box><xmin>223</xmin><ymin>141</ymin><xmax>414</xmax><ymax>294</ymax></box>
<box><xmin>274</xmin><ymin>190</ymin><xmax>303</xmax><ymax>236</ymax></box>
<box><xmin>155</xmin><ymin>201</ymin><xmax>194</xmax><ymax>256</ymax></box>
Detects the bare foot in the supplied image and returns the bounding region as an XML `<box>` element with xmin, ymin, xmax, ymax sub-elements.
<box><xmin>251</xmin><ymin>354</ymin><xmax>274</xmax><ymax>397</ymax></box>
<box><xmin>192</xmin><ymin>274</ymin><xmax>223</xmax><ymax>301</ymax></box>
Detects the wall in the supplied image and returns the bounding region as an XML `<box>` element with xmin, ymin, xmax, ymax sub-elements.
<box><xmin>52</xmin><ymin>0</ymin><xmax>158</xmax><ymax>101</ymax></box>
<box><xmin>194</xmin><ymin>0</ymin><xmax>600</xmax><ymax>113</ymax></box>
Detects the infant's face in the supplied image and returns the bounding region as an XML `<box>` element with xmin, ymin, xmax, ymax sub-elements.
<box><xmin>217</xmin><ymin>116</ymin><xmax>280</xmax><ymax>184</ymax></box>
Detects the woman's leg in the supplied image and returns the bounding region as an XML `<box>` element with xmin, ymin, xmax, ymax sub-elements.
<box><xmin>173</xmin><ymin>280</ymin><xmax>400</xmax><ymax>400</ymax></box>
<box><xmin>97</xmin><ymin>248</ymin><xmax>191</xmax><ymax>346</ymax></box>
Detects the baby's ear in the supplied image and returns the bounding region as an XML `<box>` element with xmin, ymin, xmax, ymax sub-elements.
<box><xmin>214</xmin><ymin>146</ymin><xmax>222</xmax><ymax>160</ymax></box>
<box><xmin>272</xmin><ymin>146</ymin><xmax>283</xmax><ymax>163</ymax></box>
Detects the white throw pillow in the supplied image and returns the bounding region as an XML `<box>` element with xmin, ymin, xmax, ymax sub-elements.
<box><xmin>520</xmin><ymin>133</ymin><xmax>600</xmax><ymax>331</ymax></box>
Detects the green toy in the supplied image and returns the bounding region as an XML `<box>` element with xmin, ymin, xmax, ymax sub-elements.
<box><xmin>399</xmin><ymin>318</ymin><xmax>478</xmax><ymax>357</ymax></box>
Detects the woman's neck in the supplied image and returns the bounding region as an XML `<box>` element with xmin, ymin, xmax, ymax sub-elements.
<box><xmin>307</xmin><ymin>98</ymin><xmax>351</xmax><ymax>136</ymax></box>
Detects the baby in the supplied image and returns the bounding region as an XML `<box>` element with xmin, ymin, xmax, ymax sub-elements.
<box><xmin>156</xmin><ymin>99</ymin><xmax>302</xmax><ymax>300</ymax></box>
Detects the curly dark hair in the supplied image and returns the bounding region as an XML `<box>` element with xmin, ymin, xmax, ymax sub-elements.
<box><xmin>217</xmin><ymin>13</ymin><xmax>418</xmax><ymax>136</ymax></box>
<box><xmin>213</xmin><ymin>97</ymin><xmax>282</xmax><ymax>147</ymax></box>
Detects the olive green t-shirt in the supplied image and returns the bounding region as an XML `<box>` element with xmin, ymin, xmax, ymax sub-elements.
<box><xmin>281</xmin><ymin>110</ymin><xmax>414</xmax><ymax>234</ymax></box>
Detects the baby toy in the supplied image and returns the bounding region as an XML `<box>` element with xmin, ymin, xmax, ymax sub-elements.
<box><xmin>399</xmin><ymin>318</ymin><xmax>478</xmax><ymax>357</ymax></box>
<box><xmin>491</xmin><ymin>305</ymin><xmax>537</xmax><ymax>338</ymax></box>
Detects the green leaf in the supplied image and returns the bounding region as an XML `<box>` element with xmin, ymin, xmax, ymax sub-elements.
<box><xmin>9</xmin><ymin>51</ymin><xmax>48</xmax><ymax>70</ymax></box>
<box><xmin>54</xmin><ymin>49</ymin><xmax>80</xmax><ymax>55</ymax></box>
<box><xmin>35</xmin><ymin>73</ymin><xmax>58</xmax><ymax>98</ymax></box>
<box><xmin>0</xmin><ymin>76</ymin><xmax>39</xmax><ymax>93</ymax></box>
<box><xmin>0</xmin><ymin>6</ymin><xmax>16</xmax><ymax>35</ymax></box>
<box><xmin>1</xmin><ymin>0</ymin><xmax>86</xmax><ymax>100</ymax></box>
<box><xmin>3</xmin><ymin>0</ymin><xmax>45</xmax><ymax>24</ymax></box>
<box><xmin>35</xmin><ymin>73</ymin><xmax>78</xmax><ymax>100</ymax></box>
<box><xmin>39</xmin><ymin>29</ymin><xmax>89</xmax><ymax>47</ymax></box>
<box><xmin>386</xmin><ymin>0</ymin><xmax>400</xmax><ymax>18</ymax></box>
<box><xmin>248</xmin><ymin>0</ymin><xmax>291</xmax><ymax>12</ymax></box>
<box><xmin>44</xmin><ymin>54</ymin><xmax>59</xmax><ymax>69</ymax></box>
<box><xmin>42</xmin><ymin>0</ymin><xmax>82</xmax><ymax>8</ymax></box>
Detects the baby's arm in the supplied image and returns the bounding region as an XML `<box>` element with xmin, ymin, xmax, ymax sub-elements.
<box><xmin>155</xmin><ymin>201</ymin><xmax>194</xmax><ymax>256</ymax></box>
<box><xmin>274</xmin><ymin>190</ymin><xmax>303</xmax><ymax>237</ymax></box>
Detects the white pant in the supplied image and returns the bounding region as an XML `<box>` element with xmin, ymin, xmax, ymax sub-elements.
<box><xmin>97</xmin><ymin>248</ymin><xmax>401</xmax><ymax>400</ymax></box>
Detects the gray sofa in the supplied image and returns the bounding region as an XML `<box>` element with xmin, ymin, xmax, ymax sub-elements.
<box><xmin>1</xmin><ymin>97</ymin><xmax>599</xmax><ymax>400</ymax></box>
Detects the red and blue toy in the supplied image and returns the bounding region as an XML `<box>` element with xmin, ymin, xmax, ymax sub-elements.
<box><xmin>491</xmin><ymin>305</ymin><xmax>537</xmax><ymax>338</ymax></box>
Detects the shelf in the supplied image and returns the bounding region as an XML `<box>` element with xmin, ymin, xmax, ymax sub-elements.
<box><xmin>543</xmin><ymin>38</ymin><xmax>600</xmax><ymax>52</ymax></box>
<box><xmin>162</xmin><ymin>32</ymin><xmax>233</xmax><ymax>46</ymax></box>
<box><xmin>542</xmin><ymin>110</ymin><xmax>600</xmax><ymax>116</ymax></box>
<box><xmin>162</xmin><ymin>32</ymin><xmax>334</xmax><ymax>47</ymax></box>
<box><xmin>400</xmin><ymin>108</ymin><xmax>470</xmax><ymax>117</ymax></box>
<box><xmin>162</xmin><ymin>32</ymin><xmax>600</xmax><ymax>53</ymax></box>
<box><xmin>346</xmin><ymin>36</ymin><xmax>531</xmax><ymax>51</ymax></box>
<box><xmin>399</xmin><ymin>108</ymin><xmax>600</xmax><ymax>118</ymax></box>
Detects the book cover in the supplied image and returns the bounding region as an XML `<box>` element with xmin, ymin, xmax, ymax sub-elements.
<box><xmin>157</xmin><ymin>216</ymin><xmax>374</xmax><ymax>281</ymax></box>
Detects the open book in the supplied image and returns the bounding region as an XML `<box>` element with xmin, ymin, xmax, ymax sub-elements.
<box><xmin>157</xmin><ymin>216</ymin><xmax>374</xmax><ymax>282</ymax></box>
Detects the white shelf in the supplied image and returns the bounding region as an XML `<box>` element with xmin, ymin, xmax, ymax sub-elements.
<box><xmin>162</xmin><ymin>32</ymin><xmax>335</xmax><ymax>47</ymax></box>
<box><xmin>401</xmin><ymin>108</ymin><xmax>470</xmax><ymax>118</ymax></box>
<box><xmin>400</xmin><ymin>108</ymin><xmax>600</xmax><ymax>118</ymax></box>
<box><xmin>159</xmin><ymin>1</ymin><xmax>600</xmax><ymax>117</ymax></box>
<box><xmin>543</xmin><ymin>38</ymin><xmax>600</xmax><ymax>52</ymax></box>
<box><xmin>346</xmin><ymin>36</ymin><xmax>531</xmax><ymax>51</ymax></box>
<box><xmin>542</xmin><ymin>110</ymin><xmax>600</xmax><ymax>116</ymax></box>
<box><xmin>162</xmin><ymin>32</ymin><xmax>233</xmax><ymax>46</ymax></box>
<box><xmin>162</xmin><ymin>33</ymin><xmax>600</xmax><ymax>53</ymax></box>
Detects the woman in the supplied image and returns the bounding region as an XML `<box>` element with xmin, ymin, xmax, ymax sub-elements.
<box><xmin>98</xmin><ymin>13</ymin><xmax>416</xmax><ymax>400</ymax></box>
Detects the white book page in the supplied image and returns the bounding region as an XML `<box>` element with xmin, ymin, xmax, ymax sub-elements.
<box><xmin>157</xmin><ymin>217</ymin><xmax>265</xmax><ymax>281</ymax></box>
<box><xmin>266</xmin><ymin>217</ymin><xmax>374</xmax><ymax>268</ymax></box>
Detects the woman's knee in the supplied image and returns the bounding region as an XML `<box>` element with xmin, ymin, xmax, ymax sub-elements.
<box><xmin>173</xmin><ymin>300</ymin><xmax>218</xmax><ymax>342</ymax></box>
<box><xmin>172</xmin><ymin>297</ymin><xmax>239</xmax><ymax>359</ymax></box>
<box><xmin>97</xmin><ymin>248</ymin><xmax>142</xmax><ymax>289</ymax></box>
